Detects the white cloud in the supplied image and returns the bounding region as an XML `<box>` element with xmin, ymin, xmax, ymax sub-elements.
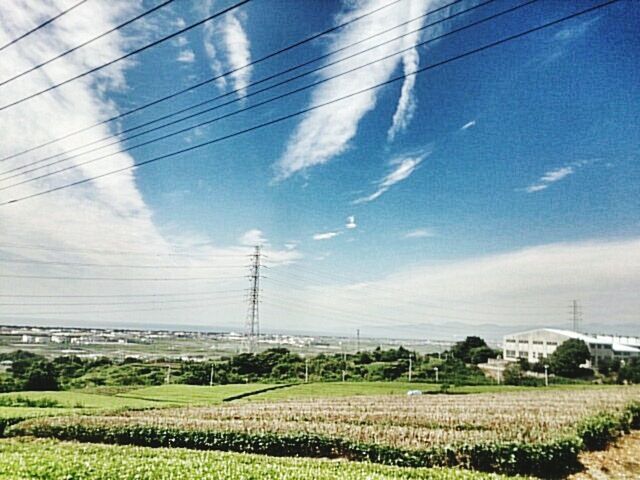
<box><xmin>461</xmin><ymin>120</ymin><xmax>476</xmax><ymax>130</ymax></box>
<box><xmin>0</xmin><ymin>2</ymin><xmax>299</xmax><ymax>331</ymax></box>
<box><xmin>387</xmin><ymin>46</ymin><xmax>418</xmax><ymax>141</ymax></box>
<box><xmin>345</xmin><ymin>216</ymin><xmax>357</xmax><ymax>229</ymax></box>
<box><xmin>201</xmin><ymin>0</ymin><xmax>251</xmax><ymax>96</ymax></box>
<box><xmin>274</xmin><ymin>0</ymin><xmax>436</xmax><ymax>179</ymax></box>
<box><xmin>525</xmin><ymin>165</ymin><xmax>575</xmax><ymax>193</ymax></box>
<box><xmin>554</xmin><ymin>16</ymin><xmax>600</xmax><ymax>41</ymax></box>
<box><xmin>354</xmin><ymin>151</ymin><xmax>427</xmax><ymax>204</ymax></box>
<box><xmin>267</xmin><ymin>238</ymin><xmax>640</xmax><ymax>334</ymax></box>
<box><xmin>174</xmin><ymin>36</ymin><xmax>189</xmax><ymax>47</ymax></box>
<box><xmin>239</xmin><ymin>229</ymin><xmax>267</xmax><ymax>246</ymax></box>
<box><xmin>404</xmin><ymin>228</ymin><xmax>434</xmax><ymax>239</ymax></box>
<box><xmin>177</xmin><ymin>49</ymin><xmax>195</xmax><ymax>63</ymax></box>
<box><xmin>313</xmin><ymin>231</ymin><xmax>341</xmax><ymax>241</ymax></box>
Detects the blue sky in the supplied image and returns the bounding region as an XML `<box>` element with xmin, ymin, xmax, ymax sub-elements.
<box><xmin>130</xmin><ymin>0</ymin><xmax>639</xmax><ymax>274</ymax></box>
<box><xmin>0</xmin><ymin>0</ymin><xmax>638</xmax><ymax>336</ymax></box>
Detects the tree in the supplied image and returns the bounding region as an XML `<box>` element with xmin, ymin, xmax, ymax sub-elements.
<box><xmin>618</xmin><ymin>358</ymin><xmax>640</xmax><ymax>384</ymax></box>
<box><xmin>549</xmin><ymin>339</ymin><xmax>591</xmax><ymax>378</ymax></box>
<box><xmin>469</xmin><ymin>346</ymin><xmax>498</xmax><ymax>365</ymax></box>
<box><xmin>451</xmin><ymin>336</ymin><xmax>488</xmax><ymax>363</ymax></box>
<box><xmin>23</xmin><ymin>361</ymin><xmax>59</xmax><ymax>391</ymax></box>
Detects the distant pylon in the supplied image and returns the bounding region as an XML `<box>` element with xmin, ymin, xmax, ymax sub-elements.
<box><xmin>245</xmin><ymin>245</ymin><xmax>262</xmax><ymax>353</ymax></box>
<box><xmin>571</xmin><ymin>300</ymin><xmax>582</xmax><ymax>332</ymax></box>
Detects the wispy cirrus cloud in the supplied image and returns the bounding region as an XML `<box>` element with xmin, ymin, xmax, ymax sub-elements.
<box><xmin>404</xmin><ymin>228</ymin><xmax>435</xmax><ymax>239</ymax></box>
<box><xmin>354</xmin><ymin>151</ymin><xmax>428</xmax><ymax>204</ymax></box>
<box><xmin>313</xmin><ymin>231</ymin><xmax>341</xmax><ymax>241</ymax></box>
<box><xmin>0</xmin><ymin>1</ymin><xmax>300</xmax><ymax>331</ymax></box>
<box><xmin>177</xmin><ymin>49</ymin><xmax>195</xmax><ymax>63</ymax></box>
<box><xmin>525</xmin><ymin>164</ymin><xmax>578</xmax><ymax>193</ymax></box>
<box><xmin>387</xmin><ymin>47</ymin><xmax>419</xmax><ymax>141</ymax></box>
<box><xmin>460</xmin><ymin>120</ymin><xmax>476</xmax><ymax>130</ymax></box>
<box><xmin>201</xmin><ymin>0</ymin><xmax>251</xmax><ymax>96</ymax></box>
<box><xmin>274</xmin><ymin>0</ymin><xmax>436</xmax><ymax>179</ymax></box>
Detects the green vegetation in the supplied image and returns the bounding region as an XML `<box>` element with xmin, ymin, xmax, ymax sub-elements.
<box><xmin>548</xmin><ymin>339</ymin><xmax>592</xmax><ymax>378</ymax></box>
<box><xmin>8</xmin><ymin>388</ymin><xmax>639</xmax><ymax>477</ymax></box>
<box><xmin>0</xmin><ymin>438</ymin><xmax>513</xmax><ymax>480</ymax></box>
<box><xmin>0</xmin><ymin>391</ymin><xmax>160</xmax><ymax>409</ymax></box>
<box><xmin>245</xmin><ymin>381</ymin><xmax>438</xmax><ymax>400</ymax></box>
<box><xmin>120</xmin><ymin>384</ymin><xmax>283</xmax><ymax>404</ymax></box>
<box><xmin>0</xmin><ymin>343</ymin><xmax>494</xmax><ymax>394</ymax></box>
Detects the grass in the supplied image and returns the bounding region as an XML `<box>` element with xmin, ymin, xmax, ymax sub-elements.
<box><xmin>244</xmin><ymin>382</ymin><xmax>623</xmax><ymax>401</ymax></box>
<box><xmin>118</xmin><ymin>383</ymin><xmax>282</xmax><ymax>404</ymax></box>
<box><xmin>0</xmin><ymin>438</ymin><xmax>518</xmax><ymax>479</ymax></box>
<box><xmin>0</xmin><ymin>390</ymin><xmax>160</xmax><ymax>409</ymax></box>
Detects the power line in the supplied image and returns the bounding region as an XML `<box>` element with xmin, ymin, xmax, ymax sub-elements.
<box><xmin>0</xmin><ymin>0</ymin><xmax>90</xmax><ymax>53</ymax></box>
<box><xmin>0</xmin><ymin>0</ymin><xmax>175</xmax><ymax>87</ymax></box>
<box><xmin>0</xmin><ymin>0</ymin><xmax>618</xmax><ymax>206</ymax></box>
<box><xmin>0</xmin><ymin>0</ymin><xmax>251</xmax><ymax>111</ymax></box>
<box><xmin>0</xmin><ymin>289</ymin><xmax>246</xmax><ymax>298</ymax></box>
<box><xmin>0</xmin><ymin>0</ymin><xmax>536</xmax><ymax>192</ymax></box>
<box><xmin>265</xmin><ymin>276</ymin><xmax>561</xmax><ymax>324</ymax></box>
<box><xmin>0</xmin><ymin>0</ymin><xmax>480</xmax><ymax>181</ymax></box>
<box><xmin>0</xmin><ymin>273</ymin><xmax>244</xmax><ymax>281</ymax></box>
<box><xmin>0</xmin><ymin>0</ymin><xmax>479</xmax><ymax>179</ymax></box>
<box><xmin>0</xmin><ymin>299</ymin><xmax>242</xmax><ymax>316</ymax></box>
<box><xmin>0</xmin><ymin>257</ymin><xmax>246</xmax><ymax>269</ymax></box>
<box><xmin>0</xmin><ymin>242</ymin><xmax>250</xmax><ymax>258</ymax></box>
<box><xmin>0</xmin><ymin>0</ymin><xmax>407</xmax><ymax>162</ymax></box>
<box><xmin>280</xmin><ymin>263</ymin><xmax>565</xmax><ymax>311</ymax></box>
<box><xmin>0</xmin><ymin>294</ymin><xmax>244</xmax><ymax>307</ymax></box>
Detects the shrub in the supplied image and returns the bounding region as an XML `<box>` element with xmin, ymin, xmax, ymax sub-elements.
<box><xmin>576</xmin><ymin>412</ymin><xmax>622</xmax><ymax>450</ymax></box>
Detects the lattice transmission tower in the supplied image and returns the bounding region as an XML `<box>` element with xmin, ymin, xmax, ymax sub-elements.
<box><xmin>245</xmin><ymin>245</ymin><xmax>262</xmax><ymax>353</ymax></box>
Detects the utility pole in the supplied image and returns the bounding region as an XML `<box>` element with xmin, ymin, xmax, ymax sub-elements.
<box><xmin>305</xmin><ymin>358</ymin><xmax>309</xmax><ymax>383</ymax></box>
<box><xmin>209</xmin><ymin>363</ymin><xmax>214</xmax><ymax>387</ymax></box>
<box><xmin>408</xmin><ymin>355</ymin><xmax>413</xmax><ymax>382</ymax></box>
<box><xmin>571</xmin><ymin>300</ymin><xmax>581</xmax><ymax>332</ymax></box>
<box><xmin>245</xmin><ymin>245</ymin><xmax>262</xmax><ymax>353</ymax></box>
<box><xmin>356</xmin><ymin>329</ymin><xmax>360</xmax><ymax>353</ymax></box>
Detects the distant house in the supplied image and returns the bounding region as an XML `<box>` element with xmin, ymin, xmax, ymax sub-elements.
<box><xmin>503</xmin><ymin>328</ymin><xmax>640</xmax><ymax>366</ymax></box>
<box><xmin>21</xmin><ymin>334</ymin><xmax>49</xmax><ymax>344</ymax></box>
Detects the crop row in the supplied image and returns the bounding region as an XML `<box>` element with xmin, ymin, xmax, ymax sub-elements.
<box><xmin>0</xmin><ymin>438</ymin><xmax>512</xmax><ymax>480</ymax></box>
<box><xmin>71</xmin><ymin>387</ymin><xmax>640</xmax><ymax>449</ymax></box>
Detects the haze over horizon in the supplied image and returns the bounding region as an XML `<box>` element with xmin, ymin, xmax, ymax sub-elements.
<box><xmin>0</xmin><ymin>0</ymin><xmax>638</xmax><ymax>338</ymax></box>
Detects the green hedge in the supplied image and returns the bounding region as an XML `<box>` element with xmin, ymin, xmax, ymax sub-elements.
<box><xmin>7</xmin><ymin>401</ymin><xmax>640</xmax><ymax>478</ymax></box>
<box><xmin>7</xmin><ymin>420</ymin><xmax>581</xmax><ymax>477</ymax></box>
<box><xmin>576</xmin><ymin>400</ymin><xmax>640</xmax><ymax>450</ymax></box>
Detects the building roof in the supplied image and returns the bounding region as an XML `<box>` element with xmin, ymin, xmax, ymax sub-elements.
<box><xmin>612</xmin><ymin>343</ymin><xmax>640</xmax><ymax>353</ymax></box>
<box><xmin>505</xmin><ymin>328</ymin><xmax>640</xmax><ymax>351</ymax></box>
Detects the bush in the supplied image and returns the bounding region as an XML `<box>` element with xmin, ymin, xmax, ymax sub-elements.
<box><xmin>576</xmin><ymin>412</ymin><xmax>623</xmax><ymax>450</ymax></box>
<box><xmin>6</xmin><ymin>419</ymin><xmax>582</xmax><ymax>476</ymax></box>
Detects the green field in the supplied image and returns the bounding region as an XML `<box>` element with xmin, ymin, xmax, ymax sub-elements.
<box><xmin>118</xmin><ymin>383</ymin><xmax>282</xmax><ymax>404</ymax></box>
<box><xmin>241</xmin><ymin>381</ymin><xmax>604</xmax><ymax>401</ymax></box>
<box><xmin>0</xmin><ymin>390</ymin><xmax>160</xmax><ymax>409</ymax></box>
<box><xmin>0</xmin><ymin>438</ymin><xmax>516</xmax><ymax>480</ymax></box>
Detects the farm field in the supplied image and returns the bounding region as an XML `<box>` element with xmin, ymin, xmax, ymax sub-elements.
<box><xmin>7</xmin><ymin>384</ymin><xmax>639</xmax><ymax>477</ymax></box>
<box><xmin>0</xmin><ymin>438</ymin><xmax>515</xmax><ymax>480</ymax></box>
<box><xmin>24</xmin><ymin>386</ymin><xmax>639</xmax><ymax>450</ymax></box>
<box><xmin>0</xmin><ymin>390</ymin><xmax>160</xmax><ymax>409</ymax></box>
<box><xmin>118</xmin><ymin>383</ymin><xmax>283</xmax><ymax>404</ymax></box>
<box><xmin>242</xmin><ymin>382</ymin><xmax>615</xmax><ymax>402</ymax></box>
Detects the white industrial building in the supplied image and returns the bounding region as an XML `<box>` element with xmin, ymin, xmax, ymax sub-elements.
<box><xmin>503</xmin><ymin>328</ymin><xmax>640</xmax><ymax>366</ymax></box>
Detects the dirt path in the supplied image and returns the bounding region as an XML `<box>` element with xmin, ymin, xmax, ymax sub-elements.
<box><xmin>569</xmin><ymin>431</ymin><xmax>640</xmax><ymax>479</ymax></box>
